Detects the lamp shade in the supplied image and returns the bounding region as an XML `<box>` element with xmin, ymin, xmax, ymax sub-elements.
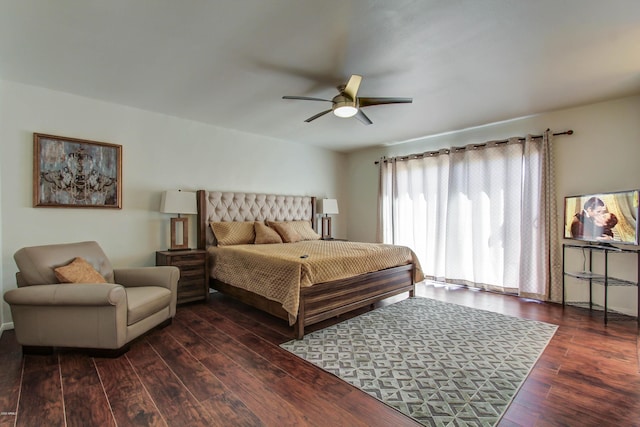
<box><xmin>317</xmin><ymin>198</ymin><xmax>339</xmax><ymax>215</ymax></box>
<box><xmin>160</xmin><ymin>190</ymin><xmax>197</xmax><ymax>215</ymax></box>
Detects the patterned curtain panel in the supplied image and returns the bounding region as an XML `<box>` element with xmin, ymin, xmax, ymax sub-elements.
<box><xmin>542</xmin><ymin>131</ymin><xmax>562</xmax><ymax>302</ymax></box>
<box><xmin>378</xmin><ymin>132</ymin><xmax>556</xmax><ymax>299</ymax></box>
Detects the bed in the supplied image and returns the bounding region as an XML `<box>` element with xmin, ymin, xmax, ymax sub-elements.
<box><xmin>197</xmin><ymin>190</ymin><xmax>423</xmax><ymax>338</ymax></box>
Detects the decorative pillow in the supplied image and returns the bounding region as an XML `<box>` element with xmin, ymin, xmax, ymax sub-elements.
<box><xmin>210</xmin><ymin>221</ymin><xmax>255</xmax><ymax>246</ymax></box>
<box><xmin>289</xmin><ymin>220</ymin><xmax>321</xmax><ymax>241</ymax></box>
<box><xmin>268</xmin><ymin>221</ymin><xmax>304</xmax><ymax>243</ymax></box>
<box><xmin>254</xmin><ymin>221</ymin><xmax>283</xmax><ymax>244</ymax></box>
<box><xmin>268</xmin><ymin>220</ymin><xmax>320</xmax><ymax>241</ymax></box>
<box><xmin>54</xmin><ymin>257</ymin><xmax>107</xmax><ymax>284</ymax></box>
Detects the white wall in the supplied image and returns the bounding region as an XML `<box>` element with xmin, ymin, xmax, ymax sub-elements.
<box><xmin>346</xmin><ymin>95</ymin><xmax>640</xmax><ymax>316</ymax></box>
<box><xmin>0</xmin><ymin>80</ymin><xmax>347</xmax><ymax>330</ymax></box>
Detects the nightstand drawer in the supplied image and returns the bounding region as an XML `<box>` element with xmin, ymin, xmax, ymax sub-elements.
<box><xmin>156</xmin><ymin>250</ymin><xmax>208</xmax><ymax>305</ymax></box>
<box><xmin>180</xmin><ymin>267</ymin><xmax>205</xmax><ymax>279</ymax></box>
<box><xmin>179</xmin><ymin>281</ymin><xmax>205</xmax><ymax>294</ymax></box>
<box><xmin>169</xmin><ymin>253</ymin><xmax>205</xmax><ymax>265</ymax></box>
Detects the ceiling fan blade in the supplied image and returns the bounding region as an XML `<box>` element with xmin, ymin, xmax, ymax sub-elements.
<box><xmin>358</xmin><ymin>97</ymin><xmax>413</xmax><ymax>108</ymax></box>
<box><xmin>304</xmin><ymin>109</ymin><xmax>332</xmax><ymax>123</ymax></box>
<box><xmin>354</xmin><ymin>109</ymin><xmax>372</xmax><ymax>125</ymax></box>
<box><xmin>283</xmin><ymin>96</ymin><xmax>333</xmax><ymax>102</ymax></box>
<box><xmin>343</xmin><ymin>74</ymin><xmax>362</xmax><ymax>100</ymax></box>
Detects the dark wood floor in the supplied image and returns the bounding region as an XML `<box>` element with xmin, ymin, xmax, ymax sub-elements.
<box><xmin>1</xmin><ymin>282</ymin><xmax>639</xmax><ymax>427</ymax></box>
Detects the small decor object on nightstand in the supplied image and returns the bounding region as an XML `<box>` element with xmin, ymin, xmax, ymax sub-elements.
<box><xmin>160</xmin><ymin>190</ymin><xmax>197</xmax><ymax>250</ymax></box>
<box><xmin>317</xmin><ymin>198</ymin><xmax>339</xmax><ymax>239</ymax></box>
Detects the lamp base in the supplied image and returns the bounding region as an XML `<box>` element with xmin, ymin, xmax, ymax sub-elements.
<box><xmin>169</xmin><ymin>217</ymin><xmax>190</xmax><ymax>251</ymax></box>
<box><xmin>321</xmin><ymin>216</ymin><xmax>332</xmax><ymax>240</ymax></box>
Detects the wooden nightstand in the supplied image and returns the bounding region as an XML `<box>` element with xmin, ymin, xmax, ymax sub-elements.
<box><xmin>156</xmin><ymin>249</ymin><xmax>208</xmax><ymax>304</ymax></box>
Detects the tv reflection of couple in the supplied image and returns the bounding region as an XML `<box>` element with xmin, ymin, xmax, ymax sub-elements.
<box><xmin>570</xmin><ymin>197</ymin><xmax>618</xmax><ymax>240</ymax></box>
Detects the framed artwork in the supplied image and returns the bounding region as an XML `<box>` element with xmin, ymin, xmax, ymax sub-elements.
<box><xmin>33</xmin><ymin>133</ymin><xmax>122</xmax><ymax>208</ymax></box>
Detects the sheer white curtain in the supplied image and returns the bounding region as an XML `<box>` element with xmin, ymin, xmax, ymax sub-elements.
<box><xmin>379</xmin><ymin>132</ymin><xmax>555</xmax><ymax>299</ymax></box>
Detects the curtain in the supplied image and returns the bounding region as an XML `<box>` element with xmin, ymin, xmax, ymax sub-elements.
<box><xmin>379</xmin><ymin>131</ymin><xmax>557</xmax><ymax>299</ymax></box>
<box><xmin>536</xmin><ymin>130</ymin><xmax>561</xmax><ymax>301</ymax></box>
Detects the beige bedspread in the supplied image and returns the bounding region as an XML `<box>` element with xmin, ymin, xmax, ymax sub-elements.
<box><xmin>207</xmin><ymin>240</ymin><xmax>424</xmax><ymax>324</ymax></box>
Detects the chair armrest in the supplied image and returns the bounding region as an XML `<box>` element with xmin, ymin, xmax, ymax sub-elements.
<box><xmin>3</xmin><ymin>283</ymin><xmax>125</xmax><ymax>306</ymax></box>
<box><xmin>113</xmin><ymin>266</ymin><xmax>180</xmax><ymax>290</ymax></box>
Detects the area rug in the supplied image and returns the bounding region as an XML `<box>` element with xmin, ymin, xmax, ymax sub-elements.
<box><xmin>280</xmin><ymin>297</ymin><xmax>557</xmax><ymax>427</ymax></box>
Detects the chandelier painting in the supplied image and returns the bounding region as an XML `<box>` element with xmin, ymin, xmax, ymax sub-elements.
<box><xmin>33</xmin><ymin>133</ymin><xmax>122</xmax><ymax>208</ymax></box>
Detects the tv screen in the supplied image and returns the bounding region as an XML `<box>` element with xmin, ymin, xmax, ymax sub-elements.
<box><xmin>564</xmin><ymin>189</ymin><xmax>639</xmax><ymax>246</ymax></box>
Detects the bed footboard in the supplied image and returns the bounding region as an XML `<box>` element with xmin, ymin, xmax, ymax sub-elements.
<box><xmin>296</xmin><ymin>264</ymin><xmax>415</xmax><ymax>338</ymax></box>
<box><xmin>208</xmin><ymin>263</ymin><xmax>415</xmax><ymax>339</ymax></box>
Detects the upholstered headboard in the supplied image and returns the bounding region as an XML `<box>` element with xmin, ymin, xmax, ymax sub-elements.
<box><xmin>197</xmin><ymin>190</ymin><xmax>316</xmax><ymax>249</ymax></box>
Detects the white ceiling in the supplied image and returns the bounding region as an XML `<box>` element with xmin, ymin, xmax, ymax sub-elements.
<box><xmin>1</xmin><ymin>1</ymin><xmax>639</xmax><ymax>152</ymax></box>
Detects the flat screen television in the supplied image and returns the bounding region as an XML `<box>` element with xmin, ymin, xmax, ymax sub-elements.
<box><xmin>564</xmin><ymin>189</ymin><xmax>640</xmax><ymax>246</ymax></box>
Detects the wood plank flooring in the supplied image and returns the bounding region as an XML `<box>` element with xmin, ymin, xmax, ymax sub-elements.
<box><xmin>1</xmin><ymin>282</ymin><xmax>639</xmax><ymax>426</ymax></box>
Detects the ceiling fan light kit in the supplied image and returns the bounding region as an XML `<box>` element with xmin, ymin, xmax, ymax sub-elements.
<box><xmin>283</xmin><ymin>74</ymin><xmax>412</xmax><ymax>125</ymax></box>
<box><xmin>333</xmin><ymin>101</ymin><xmax>358</xmax><ymax>118</ymax></box>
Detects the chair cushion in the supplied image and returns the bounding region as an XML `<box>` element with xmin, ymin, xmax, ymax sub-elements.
<box><xmin>54</xmin><ymin>257</ymin><xmax>107</xmax><ymax>284</ymax></box>
<box><xmin>125</xmin><ymin>286</ymin><xmax>172</xmax><ymax>325</ymax></box>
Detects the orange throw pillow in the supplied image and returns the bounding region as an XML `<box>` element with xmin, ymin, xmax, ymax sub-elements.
<box><xmin>54</xmin><ymin>257</ymin><xmax>107</xmax><ymax>283</ymax></box>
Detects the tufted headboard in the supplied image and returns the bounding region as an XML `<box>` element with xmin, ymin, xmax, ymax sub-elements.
<box><xmin>196</xmin><ymin>190</ymin><xmax>316</xmax><ymax>249</ymax></box>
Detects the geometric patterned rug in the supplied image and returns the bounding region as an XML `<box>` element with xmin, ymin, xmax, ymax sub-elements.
<box><xmin>280</xmin><ymin>297</ymin><xmax>557</xmax><ymax>427</ymax></box>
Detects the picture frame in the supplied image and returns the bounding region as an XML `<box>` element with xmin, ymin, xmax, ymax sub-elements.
<box><xmin>33</xmin><ymin>133</ymin><xmax>122</xmax><ymax>208</ymax></box>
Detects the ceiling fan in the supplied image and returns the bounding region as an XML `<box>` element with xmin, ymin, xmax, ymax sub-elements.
<box><xmin>282</xmin><ymin>74</ymin><xmax>412</xmax><ymax>125</ymax></box>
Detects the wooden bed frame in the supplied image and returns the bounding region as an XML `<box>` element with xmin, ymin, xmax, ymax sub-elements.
<box><xmin>197</xmin><ymin>190</ymin><xmax>416</xmax><ymax>338</ymax></box>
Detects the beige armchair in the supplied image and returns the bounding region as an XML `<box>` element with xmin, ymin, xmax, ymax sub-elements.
<box><xmin>4</xmin><ymin>241</ymin><xmax>179</xmax><ymax>356</ymax></box>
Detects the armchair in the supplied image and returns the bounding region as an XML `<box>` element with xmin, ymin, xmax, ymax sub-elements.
<box><xmin>4</xmin><ymin>241</ymin><xmax>179</xmax><ymax>356</ymax></box>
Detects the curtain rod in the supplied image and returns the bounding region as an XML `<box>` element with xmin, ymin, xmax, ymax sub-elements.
<box><xmin>374</xmin><ymin>129</ymin><xmax>573</xmax><ymax>165</ymax></box>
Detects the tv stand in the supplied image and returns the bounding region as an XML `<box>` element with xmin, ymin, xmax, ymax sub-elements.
<box><xmin>589</xmin><ymin>242</ymin><xmax>622</xmax><ymax>250</ymax></box>
<box><xmin>562</xmin><ymin>243</ymin><xmax>639</xmax><ymax>326</ymax></box>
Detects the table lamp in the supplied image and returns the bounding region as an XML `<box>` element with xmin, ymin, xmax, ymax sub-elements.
<box><xmin>160</xmin><ymin>190</ymin><xmax>197</xmax><ymax>250</ymax></box>
<box><xmin>317</xmin><ymin>198</ymin><xmax>339</xmax><ymax>239</ymax></box>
